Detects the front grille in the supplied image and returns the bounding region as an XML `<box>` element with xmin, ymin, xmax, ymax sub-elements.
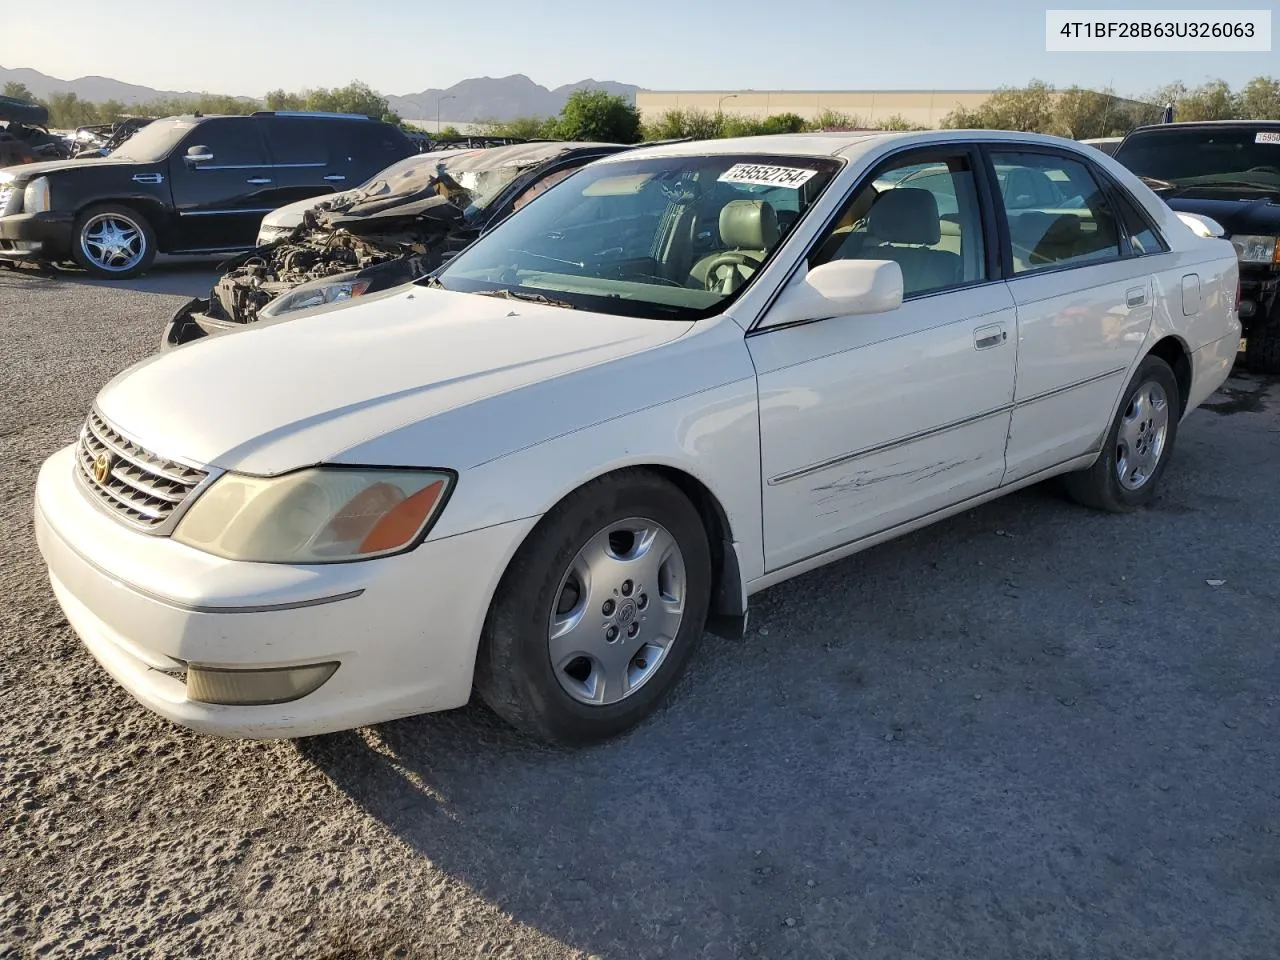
<box><xmin>75</xmin><ymin>410</ymin><xmax>208</xmax><ymax>530</ymax></box>
<box><xmin>0</xmin><ymin>185</ymin><xmax>15</xmax><ymax>216</ymax></box>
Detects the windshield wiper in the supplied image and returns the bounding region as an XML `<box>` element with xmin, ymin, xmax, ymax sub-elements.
<box><xmin>473</xmin><ymin>288</ymin><xmax>578</xmax><ymax>309</ymax></box>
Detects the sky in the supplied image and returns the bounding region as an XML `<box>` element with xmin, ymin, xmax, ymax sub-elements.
<box><xmin>2</xmin><ymin>0</ymin><xmax>1276</xmax><ymax>99</ymax></box>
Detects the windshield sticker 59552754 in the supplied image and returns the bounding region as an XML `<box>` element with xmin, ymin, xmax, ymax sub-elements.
<box><xmin>717</xmin><ymin>163</ymin><xmax>819</xmax><ymax>188</ymax></box>
<box><xmin>1256</xmin><ymin>131</ymin><xmax>1280</xmax><ymax>144</ymax></box>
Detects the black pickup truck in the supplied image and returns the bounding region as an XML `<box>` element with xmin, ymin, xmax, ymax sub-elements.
<box><xmin>1113</xmin><ymin>120</ymin><xmax>1280</xmax><ymax>372</ymax></box>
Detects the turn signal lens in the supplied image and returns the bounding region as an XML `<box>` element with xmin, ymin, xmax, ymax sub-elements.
<box><xmin>173</xmin><ymin>467</ymin><xmax>453</xmax><ymax>563</ymax></box>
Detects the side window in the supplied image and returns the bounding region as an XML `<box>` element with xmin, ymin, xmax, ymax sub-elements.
<box><xmin>811</xmin><ymin>154</ymin><xmax>987</xmax><ymax>298</ymax></box>
<box><xmin>340</xmin><ymin>122</ymin><xmax>412</xmax><ymax>169</ymax></box>
<box><xmin>184</xmin><ymin>118</ymin><xmax>267</xmax><ymax>167</ymax></box>
<box><xmin>1111</xmin><ymin>187</ymin><xmax>1168</xmax><ymax>256</ymax></box>
<box><xmin>991</xmin><ymin>151</ymin><xmax>1122</xmax><ymax>274</ymax></box>
<box><xmin>262</xmin><ymin>118</ymin><xmax>328</xmax><ymax>165</ymax></box>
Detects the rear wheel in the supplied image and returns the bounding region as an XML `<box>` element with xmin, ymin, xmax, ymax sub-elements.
<box><xmin>474</xmin><ymin>470</ymin><xmax>712</xmax><ymax>745</ymax></box>
<box><xmin>1064</xmin><ymin>355</ymin><xmax>1181</xmax><ymax>512</ymax></box>
<box><xmin>71</xmin><ymin>204</ymin><xmax>155</xmax><ymax>279</ymax></box>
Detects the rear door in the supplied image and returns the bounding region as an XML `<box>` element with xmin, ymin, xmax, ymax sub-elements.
<box><xmin>985</xmin><ymin>146</ymin><xmax>1156</xmax><ymax>484</ymax></box>
<box><xmin>166</xmin><ymin>118</ymin><xmax>278</xmax><ymax>250</ymax></box>
<box><xmin>259</xmin><ymin>116</ymin><xmax>344</xmax><ymax>206</ymax></box>
<box><xmin>336</xmin><ymin>120</ymin><xmax>415</xmax><ymax>189</ymax></box>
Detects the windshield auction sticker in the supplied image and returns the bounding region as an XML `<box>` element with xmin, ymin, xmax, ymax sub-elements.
<box><xmin>1257</xmin><ymin>132</ymin><xmax>1280</xmax><ymax>144</ymax></box>
<box><xmin>718</xmin><ymin>164</ymin><xmax>818</xmax><ymax>188</ymax></box>
<box><xmin>1045</xmin><ymin>9</ymin><xmax>1271</xmax><ymax>51</ymax></box>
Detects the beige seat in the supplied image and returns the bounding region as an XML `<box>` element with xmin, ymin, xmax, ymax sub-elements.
<box><xmin>854</xmin><ymin>187</ymin><xmax>961</xmax><ymax>295</ymax></box>
<box><xmin>689</xmin><ymin>199</ymin><xmax>780</xmax><ymax>291</ymax></box>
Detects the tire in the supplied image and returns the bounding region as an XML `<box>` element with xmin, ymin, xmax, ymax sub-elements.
<box><xmin>474</xmin><ymin>469</ymin><xmax>712</xmax><ymax>745</ymax></box>
<box><xmin>71</xmin><ymin>203</ymin><xmax>156</xmax><ymax>279</ymax></box>
<box><xmin>1243</xmin><ymin>329</ymin><xmax>1280</xmax><ymax>374</ymax></box>
<box><xmin>1064</xmin><ymin>354</ymin><xmax>1182</xmax><ymax>513</ymax></box>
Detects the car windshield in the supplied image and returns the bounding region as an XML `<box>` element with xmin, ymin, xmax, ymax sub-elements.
<box><xmin>108</xmin><ymin>117</ymin><xmax>200</xmax><ymax>162</ymax></box>
<box><xmin>348</xmin><ymin>143</ymin><xmax>608</xmax><ymax>222</ymax></box>
<box><xmin>429</xmin><ymin>152</ymin><xmax>841</xmax><ymax>321</ymax></box>
<box><xmin>1115</xmin><ymin>127</ymin><xmax>1280</xmax><ymax>194</ymax></box>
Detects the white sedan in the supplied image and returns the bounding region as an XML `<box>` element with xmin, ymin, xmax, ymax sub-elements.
<box><xmin>34</xmin><ymin>130</ymin><xmax>1241</xmax><ymax>744</ymax></box>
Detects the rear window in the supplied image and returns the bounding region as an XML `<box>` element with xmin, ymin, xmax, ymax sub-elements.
<box><xmin>1116</xmin><ymin>127</ymin><xmax>1280</xmax><ymax>189</ymax></box>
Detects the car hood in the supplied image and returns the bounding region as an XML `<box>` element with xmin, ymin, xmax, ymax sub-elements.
<box><xmin>262</xmin><ymin>192</ymin><xmax>341</xmax><ymax>231</ymax></box>
<box><xmin>3</xmin><ymin>156</ymin><xmax>130</xmax><ymax>180</ymax></box>
<box><xmin>96</xmin><ymin>286</ymin><xmax>694</xmax><ymax>475</ymax></box>
<box><xmin>1160</xmin><ymin>195</ymin><xmax>1280</xmax><ymax>235</ymax></box>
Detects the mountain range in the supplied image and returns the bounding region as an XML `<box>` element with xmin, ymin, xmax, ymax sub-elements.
<box><xmin>0</xmin><ymin>65</ymin><xmax>640</xmax><ymax>122</ymax></box>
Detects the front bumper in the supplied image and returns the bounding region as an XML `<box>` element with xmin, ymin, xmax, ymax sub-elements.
<box><xmin>34</xmin><ymin>443</ymin><xmax>537</xmax><ymax>738</ymax></box>
<box><xmin>0</xmin><ymin>212</ymin><xmax>74</xmax><ymax>261</ymax></box>
<box><xmin>1238</xmin><ymin>266</ymin><xmax>1279</xmax><ymax>329</ymax></box>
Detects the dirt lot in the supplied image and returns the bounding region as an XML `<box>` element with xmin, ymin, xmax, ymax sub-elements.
<box><xmin>1</xmin><ymin>261</ymin><xmax>1278</xmax><ymax>960</ymax></box>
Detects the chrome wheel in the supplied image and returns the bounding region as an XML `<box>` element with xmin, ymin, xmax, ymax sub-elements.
<box><xmin>548</xmin><ymin>518</ymin><xmax>688</xmax><ymax>706</ymax></box>
<box><xmin>1115</xmin><ymin>380</ymin><xmax>1169</xmax><ymax>490</ymax></box>
<box><xmin>79</xmin><ymin>212</ymin><xmax>146</xmax><ymax>272</ymax></box>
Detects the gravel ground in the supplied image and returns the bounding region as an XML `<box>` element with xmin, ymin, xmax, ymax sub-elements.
<box><xmin>2</xmin><ymin>261</ymin><xmax>1278</xmax><ymax>960</ymax></box>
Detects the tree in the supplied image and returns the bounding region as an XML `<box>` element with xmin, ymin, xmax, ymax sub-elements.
<box><xmin>265</xmin><ymin>89</ymin><xmax>305</xmax><ymax>111</ymax></box>
<box><xmin>1175</xmin><ymin>80</ymin><xmax>1238</xmax><ymax>121</ymax></box>
<box><xmin>873</xmin><ymin>114</ymin><xmax>927</xmax><ymax>131</ymax></box>
<box><xmin>1054</xmin><ymin>85</ymin><xmax>1126</xmax><ymax>139</ymax></box>
<box><xmin>1237</xmin><ymin>76</ymin><xmax>1280</xmax><ymax>120</ymax></box>
<box><xmin>474</xmin><ymin>115</ymin><xmax>559</xmax><ymax>139</ymax></box>
<box><xmin>437</xmin><ymin>125</ymin><xmax>462</xmax><ymax>138</ymax></box>
<box><xmin>554</xmin><ymin>89</ymin><xmax>642</xmax><ymax>144</ymax></box>
<box><xmin>3</xmin><ymin>81</ymin><xmax>38</xmax><ymax>103</ymax></box>
<box><xmin>808</xmin><ymin>108</ymin><xmax>865</xmax><ymax>131</ymax></box>
<box><xmin>96</xmin><ymin>99</ymin><xmax>127</xmax><ymax>123</ymax></box>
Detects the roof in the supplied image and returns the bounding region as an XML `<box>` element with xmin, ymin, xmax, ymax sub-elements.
<box><xmin>599</xmin><ymin>129</ymin><xmax>1112</xmax><ymax>164</ymax></box>
<box><xmin>1128</xmin><ymin>118</ymin><xmax>1280</xmax><ymax>133</ymax></box>
<box><xmin>439</xmin><ymin>140</ymin><xmax>626</xmax><ymax>172</ymax></box>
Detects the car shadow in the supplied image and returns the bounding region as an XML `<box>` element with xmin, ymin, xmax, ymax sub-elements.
<box><xmin>1</xmin><ymin>255</ymin><xmax>225</xmax><ymax>298</ymax></box>
<box><xmin>291</xmin><ymin>478</ymin><xmax>1222</xmax><ymax>959</ymax></box>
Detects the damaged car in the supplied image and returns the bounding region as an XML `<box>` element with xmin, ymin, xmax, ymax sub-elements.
<box><xmin>161</xmin><ymin>140</ymin><xmax>633</xmax><ymax>348</ymax></box>
<box><xmin>0</xmin><ymin>95</ymin><xmax>70</xmax><ymax>166</ymax></box>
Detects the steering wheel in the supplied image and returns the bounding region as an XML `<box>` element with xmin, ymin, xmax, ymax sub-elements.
<box><xmin>701</xmin><ymin>251</ymin><xmax>757</xmax><ymax>292</ymax></box>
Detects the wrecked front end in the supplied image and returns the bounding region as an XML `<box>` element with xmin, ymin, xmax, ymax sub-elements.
<box><xmin>162</xmin><ymin>174</ymin><xmax>477</xmax><ymax>350</ymax></box>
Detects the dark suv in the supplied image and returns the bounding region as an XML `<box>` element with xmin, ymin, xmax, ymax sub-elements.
<box><xmin>0</xmin><ymin>111</ymin><xmax>415</xmax><ymax>279</ymax></box>
<box><xmin>1113</xmin><ymin>120</ymin><xmax>1280</xmax><ymax>371</ymax></box>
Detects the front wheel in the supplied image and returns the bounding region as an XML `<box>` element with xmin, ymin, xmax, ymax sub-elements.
<box><xmin>474</xmin><ymin>470</ymin><xmax>712</xmax><ymax>745</ymax></box>
<box><xmin>1064</xmin><ymin>355</ymin><xmax>1181</xmax><ymax>512</ymax></box>
<box><xmin>71</xmin><ymin>204</ymin><xmax>156</xmax><ymax>279</ymax></box>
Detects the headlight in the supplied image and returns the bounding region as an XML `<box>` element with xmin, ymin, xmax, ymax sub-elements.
<box><xmin>260</xmin><ymin>279</ymin><xmax>372</xmax><ymax>318</ymax></box>
<box><xmin>22</xmin><ymin>177</ymin><xmax>50</xmax><ymax>214</ymax></box>
<box><xmin>172</xmin><ymin>467</ymin><xmax>454</xmax><ymax>563</ymax></box>
<box><xmin>256</xmin><ymin>223</ymin><xmax>294</xmax><ymax>245</ymax></box>
<box><xmin>1229</xmin><ymin>234</ymin><xmax>1280</xmax><ymax>264</ymax></box>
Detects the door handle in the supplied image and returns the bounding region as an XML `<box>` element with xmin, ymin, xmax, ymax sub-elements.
<box><xmin>1126</xmin><ymin>286</ymin><xmax>1147</xmax><ymax>307</ymax></box>
<box><xmin>974</xmin><ymin>323</ymin><xmax>1008</xmax><ymax>350</ymax></box>
<box><xmin>246</xmin><ymin>177</ymin><xmax>272</xmax><ymax>185</ymax></box>
<box><xmin>323</xmin><ymin>175</ymin><xmax>346</xmax><ymax>182</ymax></box>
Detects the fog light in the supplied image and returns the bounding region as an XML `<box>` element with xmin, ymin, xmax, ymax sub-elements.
<box><xmin>186</xmin><ymin>662</ymin><xmax>338</xmax><ymax>705</ymax></box>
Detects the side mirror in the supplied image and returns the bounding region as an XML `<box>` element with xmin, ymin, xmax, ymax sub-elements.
<box><xmin>766</xmin><ymin>258</ymin><xmax>903</xmax><ymax>327</ymax></box>
<box><xmin>185</xmin><ymin>145</ymin><xmax>214</xmax><ymax>164</ymax></box>
<box><xmin>1176</xmin><ymin>211</ymin><xmax>1226</xmax><ymax>239</ymax></box>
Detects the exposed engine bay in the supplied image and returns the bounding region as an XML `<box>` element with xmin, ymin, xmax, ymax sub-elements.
<box><xmin>207</xmin><ymin>164</ymin><xmax>473</xmax><ymax>325</ymax></box>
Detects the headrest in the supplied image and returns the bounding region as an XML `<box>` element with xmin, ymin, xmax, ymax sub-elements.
<box><xmin>868</xmin><ymin>188</ymin><xmax>941</xmax><ymax>245</ymax></box>
<box><xmin>719</xmin><ymin>199</ymin><xmax>780</xmax><ymax>250</ymax></box>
